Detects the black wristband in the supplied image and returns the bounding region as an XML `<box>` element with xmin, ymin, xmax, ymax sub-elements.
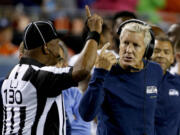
<box><xmin>86</xmin><ymin>31</ymin><xmax>100</xmax><ymax>44</ymax></box>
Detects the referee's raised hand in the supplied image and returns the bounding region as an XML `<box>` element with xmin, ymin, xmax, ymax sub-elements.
<box><xmin>85</xmin><ymin>5</ymin><xmax>103</xmax><ymax>34</ymax></box>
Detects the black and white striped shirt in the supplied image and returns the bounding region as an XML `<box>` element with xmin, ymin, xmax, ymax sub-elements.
<box><xmin>1</xmin><ymin>57</ymin><xmax>77</xmax><ymax>135</ymax></box>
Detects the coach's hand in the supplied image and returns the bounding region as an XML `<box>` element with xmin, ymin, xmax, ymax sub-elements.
<box><xmin>85</xmin><ymin>5</ymin><xmax>103</xmax><ymax>34</ymax></box>
<box><xmin>95</xmin><ymin>42</ymin><xmax>117</xmax><ymax>71</ymax></box>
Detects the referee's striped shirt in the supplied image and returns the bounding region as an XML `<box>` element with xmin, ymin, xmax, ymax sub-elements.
<box><xmin>1</xmin><ymin>57</ymin><xmax>77</xmax><ymax>135</ymax></box>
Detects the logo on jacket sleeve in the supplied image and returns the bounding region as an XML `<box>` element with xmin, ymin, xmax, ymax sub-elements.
<box><xmin>169</xmin><ymin>89</ymin><xmax>179</xmax><ymax>96</ymax></box>
<box><xmin>146</xmin><ymin>86</ymin><xmax>158</xmax><ymax>94</ymax></box>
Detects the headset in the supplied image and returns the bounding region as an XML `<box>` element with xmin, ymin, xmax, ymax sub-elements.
<box><xmin>117</xmin><ymin>19</ymin><xmax>155</xmax><ymax>60</ymax></box>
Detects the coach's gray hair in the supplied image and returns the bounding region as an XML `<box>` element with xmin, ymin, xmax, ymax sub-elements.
<box><xmin>120</xmin><ymin>22</ymin><xmax>152</xmax><ymax>47</ymax></box>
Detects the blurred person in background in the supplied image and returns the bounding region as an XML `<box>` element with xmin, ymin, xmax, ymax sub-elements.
<box><xmin>151</xmin><ymin>35</ymin><xmax>180</xmax><ymax>135</ymax></box>
<box><xmin>168</xmin><ymin>24</ymin><xmax>180</xmax><ymax>74</ymax></box>
<box><xmin>168</xmin><ymin>24</ymin><xmax>180</xmax><ymax>47</ymax></box>
<box><xmin>0</xmin><ymin>18</ymin><xmax>18</xmax><ymax>56</ymax></box>
<box><xmin>69</xmin><ymin>22</ymin><xmax>117</xmax><ymax>68</ymax></box>
<box><xmin>112</xmin><ymin>11</ymin><xmax>137</xmax><ymax>53</ymax></box>
<box><xmin>56</xmin><ymin>41</ymin><xmax>91</xmax><ymax>135</ymax></box>
<box><xmin>98</xmin><ymin>24</ymin><xmax>113</xmax><ymax>50</ymax></box>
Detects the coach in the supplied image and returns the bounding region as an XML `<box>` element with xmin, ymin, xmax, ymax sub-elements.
<box><xmin>79</xmin><ymin>19</ymin><xmax>163</xmax><ymax>135</ymax></box>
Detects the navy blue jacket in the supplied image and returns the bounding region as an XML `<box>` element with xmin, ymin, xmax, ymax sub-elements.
<box><xmin>155</xmin><ymin>71</ymin><xmax>180</xmax><ymax>135</ymax></box>
<box><xmin>79</xmin><ymin>61</ymin><xmax>163</xmax><ymax>135</ymax></box>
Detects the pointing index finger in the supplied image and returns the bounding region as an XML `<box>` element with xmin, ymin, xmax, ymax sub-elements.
<box><xmin>85</xmin><ymin>5</ymin><xmax>91</xmax><ymax>18</ymax></box>
<box><xmin>100</xmin><ymin>42</ymin><xmax>110</xmax><ymax>55</ymax></box>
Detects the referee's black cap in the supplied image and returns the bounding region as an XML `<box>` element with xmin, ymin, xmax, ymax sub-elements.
<box><xmin>23</xmin><ymin>21</ymin><xmax>58</xmax><ymax>50</ymax></box>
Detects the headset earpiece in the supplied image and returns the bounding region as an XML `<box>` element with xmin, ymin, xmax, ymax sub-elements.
<box><xmin>117</xmin><ymin>19</ymin><xmax>155</xmax><ymax>60</ymax></box>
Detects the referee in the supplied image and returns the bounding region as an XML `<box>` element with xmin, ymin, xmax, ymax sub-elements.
<box><xmin>1</xmin><ymin>6</ymin><xmax>102</xmax><ymax>135</ymax></box>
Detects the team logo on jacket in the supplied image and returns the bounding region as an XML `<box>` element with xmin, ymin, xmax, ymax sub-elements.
<box><xmin>146</xmin><ymin>86</ymin><xmax>158</xmax><ymax>94</ymax></box>
<box><xmin>169</xmin><ymin>89</ymin><xmax>179</xmax><ymax>96</ymax></box>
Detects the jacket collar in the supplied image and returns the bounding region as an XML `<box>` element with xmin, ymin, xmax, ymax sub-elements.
<box><xmin>19</xmin><ymin>57</ymin><xmax>45</xmax><ymax>67</ymax></box>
